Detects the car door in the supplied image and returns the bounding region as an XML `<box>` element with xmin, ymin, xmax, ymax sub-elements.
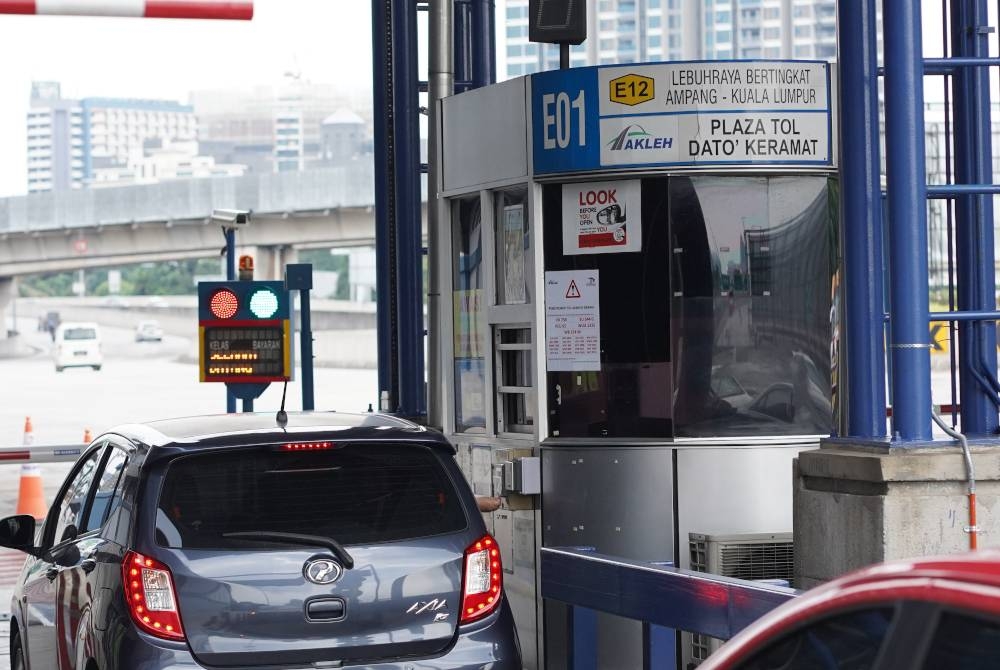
<box><xmin>20</xmin><ymin>444</ymin><xmax>126</xmax><ymax>670</ymax></box>
<box><xmin>55</xmin><ymin>445</ymin><xmax>130</xmax><ymax>670</ymax></box>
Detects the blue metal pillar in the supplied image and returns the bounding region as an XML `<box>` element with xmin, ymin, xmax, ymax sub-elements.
<box><xmin>372</xmin><ymin>0</ymin><xmax>398</xmax><ymax>413</ymax></box>
<box><xmin>454</xmin><ymin>0</ymin><xmax>494</xmax><ymax>91</ymax></box>
<box><xmin>300</xmin><ymin>287</ymin><xmax>315</xmax><ymax>411</ymax></box>
<box><xmin>838</xmin><ymin>0</ymin><xmax>886</xmax><ymax>439</ymax></box>
<box><xmin>225</xmin><ymin>229</ymin><xmax>237</xmax><ymax>415</ymax></box>
<box><xmin>883</xmin><ymin>0</ymin><xmax>932</xmax><ymax>441</ymax></box>
<box><xmin>471</xmin><ymin>0</ymin><xmax>495</xmax><ymax>87</ymax></box>
<box><xmin>393</xmin><ymin>0</ymin><xmax>425</xmax><ymax>418</ymax></box>
<box><xmin>951</xmin><ymin>0</ymin><xmax>999</xmax><ymax>435</ymax></box>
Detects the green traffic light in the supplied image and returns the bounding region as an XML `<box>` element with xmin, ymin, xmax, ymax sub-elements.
<box><xmin>249</xmin><ymin>288</ymin><xmax>279</xmax><ymax>319</ymax></box>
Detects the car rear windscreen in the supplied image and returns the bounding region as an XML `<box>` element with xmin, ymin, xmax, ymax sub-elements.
<box><xmin>156</xmin><ymin>443</ymin><xmax>468</xmax><ymax>549</ymax></box>
<box><xmin>63</xmin><ymin>328</ymin><xmax>97</xmax><ymax>340</ymax></box>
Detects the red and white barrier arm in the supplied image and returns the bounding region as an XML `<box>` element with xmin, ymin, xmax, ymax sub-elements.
<box><xmin>0</xmin><ymin>0</ymin><xmax>252</xmax><ymax>20</ymax></box>
<box><xmin>0</xmin><ymin>445</ymin><xmax>84</xmax><ymax>463</ymax></box>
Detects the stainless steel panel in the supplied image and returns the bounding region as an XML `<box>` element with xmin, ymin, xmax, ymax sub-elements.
<box><xmin>542</xmin><ymin>446</ymin><xmax>674</xmax><ymax>670</ymax></box>
<box><xmin>441</xmin><ymin>78</ymin><xmax>529</xmax><ymax>192</ymax></box>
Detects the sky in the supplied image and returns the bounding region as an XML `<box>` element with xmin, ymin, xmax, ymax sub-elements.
<box><xmin>0</xmin><ymin>0</ymin><xmax>374</xmax><ymax>197</ymax></box>
<box><xmin>0</xmin><ymin>1</ymin><xmax>988</xmax><ymax>198</ymax></box>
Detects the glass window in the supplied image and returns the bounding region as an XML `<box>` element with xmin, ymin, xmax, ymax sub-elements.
<box><xmin>670</xmin><ymin>176</ymin><xmax>835</xmax><ymax>438</ymax></box>
<box><xmin>495</xmin><ymin>327</ymin><xmax>534</xmax><ymax>434</ymax></box>
<box><xmin>84</xmin><ymin>448</ymin><xmax>128</xmax><ymax>533</ymax></box>
<box><xmin>50</xmin><ymin>448</ymin><xmax>104</xmax><ymax>545</ymax></box>
<box><xmin>544</xmin><ymin>179</ymin><xmax>672</xmax><ymax>438</ymax></box>
<box><xmin>155</xmin><ymin>445</ymin><xmax>467</xmax><ymax>548</ymax></box>
<box><xmin>496</xmin><ymin>189</ymin><xmax>530</xmax><ymax>306</ymax></box>
<box><xmin>922</xmin><ymin>611</ymin><xmax>1000</xmax><ymax>669</ymax></box>
<box><xmin>62</xmin><ymin>327</ymin><xmax>97</xmax><ymax>341</ymax></box>
<box><xmin>452</xmin><ymin>197</ymin><xmax>487</xmax><ymax>432</ymax></box>
<box><xmin>544</xmin><ymin>176</ymin><xmax>835</xmax><ymax>440</ymax></box>
<box><xmin>736</xmin><ymin>608</ymin><xmax>894</xmax><ymax>670</ymax></box>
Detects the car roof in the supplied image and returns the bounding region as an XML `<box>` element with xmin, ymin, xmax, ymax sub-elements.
<box><xmin>58</xmin><ymin>321</ymin><xmax>99</xmax><ymax>329</ymax></box>
<box><xmin>702</xmin><ymin>550</ymin><xmax>1000</xmax><ymax>669</ymax></box>
<box><xmin>109</xmin><ymin>411</ymin><xmax>453</xmax><ymax>453</ymax></box>
<box><xmin>828</xmin><ymin>549</ymin><xmax>1000</xmax><ymax>591</ymax></box>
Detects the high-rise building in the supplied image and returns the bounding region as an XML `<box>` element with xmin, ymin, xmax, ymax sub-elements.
<box><xmin>499</xmin><ymin>0</ymin><xmax>837</xmax><ymax>78</ymax></box>
<box><xmin>190</xmin><ymin>80</ymin><xmax>369</xmax><ymax>174</ymax></box>
<box><xmin>26</xmin><ymin>81</ymin><xmax>196</xmax><ymax>194</ymax></box>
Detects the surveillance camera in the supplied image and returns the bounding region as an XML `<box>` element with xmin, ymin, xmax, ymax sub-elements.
<box><xmin>211</xmin><ymin>208</ymin><xmax>251</xmax><ymax>228</ymax></box>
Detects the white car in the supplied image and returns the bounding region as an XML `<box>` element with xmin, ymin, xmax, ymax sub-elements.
<box><xmin>135</xmin><ymin>320</ymin><xmax>164</xmax><ymax>342</ymax></box>
<box><xmin>53</xmin><ymin>322</ymin><xmax>103</xmax><ymax>372</ymax></box>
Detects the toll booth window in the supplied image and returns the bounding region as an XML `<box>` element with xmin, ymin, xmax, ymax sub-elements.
<box><xmin>543</xmin><ymin>178</ymin><xmax>673</xmax><ymax>438</ymax></box>
<box><xmin>495</xmin><ymin>326</ymin><xmax>534</xmax><ymax>434</ymax></box>
<box><xmin>496</xmin><ymin>189</ymin><xmax>531</xmax><ymax>305</ymax></box>
<box><xmin>452</xmin><ymin>196</ymin><xmax>487</xmax><ymax>433</ymax></box>
<box><xmin>542</xmin><ymin>176</ymin><xmax>836</xmax><ymax>440</ymax></box>
<box><xmin>670</xmin><ymin>176</ymin><xmax>835</xmax><ymax>438</ymax></box>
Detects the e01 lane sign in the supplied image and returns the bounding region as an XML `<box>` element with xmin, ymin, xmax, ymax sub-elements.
<box><xmin>531</xmin><ymin>60</ymin><xmax>832</xmax><ymax>175</ymax></box>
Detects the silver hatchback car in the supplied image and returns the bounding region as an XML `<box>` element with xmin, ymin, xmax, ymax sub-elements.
<box><xmin>0</xmin><ymin>412</ymin><xmax>521</xmax><ymax>669</ymax></box>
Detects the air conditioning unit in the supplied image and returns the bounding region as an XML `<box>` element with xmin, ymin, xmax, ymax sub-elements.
<box><xmin>685</xmin><ymin>531</ymin><xmax>794</xmax><ymax>668</ymax></box>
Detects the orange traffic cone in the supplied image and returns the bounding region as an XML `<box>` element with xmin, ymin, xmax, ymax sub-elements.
<box><xmin>16</xmin><ymin>418</ymin><xmax>46</xmax><ymax>520</ymax></box>
<box><xmin>22</xmin><ymin>416</ymin><xmax>33</xmax><ymax>446</ymax></box>
<box><xmin>82</xmin><ymin>428</ymin><xmax>92</xmax><ymax>444</ymax></box>
<box><xmin>15</xmin><ymin>465</ymin><xmax>46</xmax><ymax>520</ymax></box>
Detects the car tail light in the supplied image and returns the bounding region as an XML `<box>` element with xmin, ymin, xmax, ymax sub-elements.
<box><xmin>123</xmin><ymin>550</ymin><xmax>185</xmax><ymax>640</ymax></box>
<box><xmin>281</xmin><ymin>441</ymin><xmax>334</xmax><ymax>451</ymax></box>
<box><xmin>460</xmin><ymin>534</ymin><xmax>502</xmax><ymax>623</ymax></box>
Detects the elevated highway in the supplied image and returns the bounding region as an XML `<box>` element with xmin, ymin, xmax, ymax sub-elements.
<box><xmin>0</xmin><ymin>164</ymin><xmax>397</xmax><ymax>278</ymax></box>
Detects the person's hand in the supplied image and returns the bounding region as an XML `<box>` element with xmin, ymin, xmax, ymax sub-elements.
<box><xmin>476</xmin><ymin>496</ymin><xmax>502</xmax><ymax>512</ymax></box>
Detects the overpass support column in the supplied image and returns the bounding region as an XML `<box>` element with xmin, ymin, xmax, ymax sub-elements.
<box><xmin>0</xmin><ymin>278</ymin><xmax>13</xmax><ymax>338</ymax></box>
<box><xmin>248</xmin><ymin>246</ymin><xmax>298</xmax><ymax>281</ymax></box>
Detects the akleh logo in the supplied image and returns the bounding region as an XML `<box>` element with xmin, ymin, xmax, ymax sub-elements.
<box><xmin>608</xmin><ymin>124</ymin><xmax>674</xmax><ymax>151</ymax></box>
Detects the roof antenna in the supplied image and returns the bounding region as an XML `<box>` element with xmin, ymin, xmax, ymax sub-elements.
<box><xmin>276</xmin><ymin>380</ymin><xmax>289</xmax><ymax>429</ymax></box>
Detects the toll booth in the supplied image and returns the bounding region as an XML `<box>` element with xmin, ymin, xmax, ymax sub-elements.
<box><xmin>437</xmin><ymin>60</ymin><xmax>838</xmax><ymax>669</ymax></box>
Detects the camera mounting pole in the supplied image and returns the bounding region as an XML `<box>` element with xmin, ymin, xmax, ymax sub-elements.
<box><xmin>213</xmin><ymin>209</ymin><xmax>252</xmax><ymax>413</ymax></box>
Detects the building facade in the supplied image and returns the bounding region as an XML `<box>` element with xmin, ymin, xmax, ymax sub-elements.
<box><xmin>27</xmin><ymin>82</ymin><xmax>196</xmax><ymax>193</ymax></box>
<box><xmin>190</xmin><ymin>81</ymin><xmax>369</xmax><ymax>174</ymax></box>
<box><xmin>500</xmin><ymin>0</ymin><xmax>837</xmax><ymax>78</ymax></box>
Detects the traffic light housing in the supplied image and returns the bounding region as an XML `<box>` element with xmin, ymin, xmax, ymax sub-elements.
<box><xmin>197</xmin><ymin>280</ymin><xmax>291</xmax><ymax>383</ymax></box>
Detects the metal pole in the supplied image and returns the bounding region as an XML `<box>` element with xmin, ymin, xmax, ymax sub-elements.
<box><xmin>560</xmin><ymin>44</ymin><xmax>570</xmax><ymax>69</ymax></box>
<box><xmin>838</xmin><ymin>0</ymin><xmax>886</xmax><ymax>438</ymax></box>
<box><xmin>373</xmin><ymin>0</ymin><xmax>398</xmax><ymax>412</ymax></box>
<box><xmin>883</xmin><ymin>0</ymin><xmax>932</xmax><ymax>441</ymax></box>
<box><xmin>225</xmin><ymin>228</ymin><xmax>237</xmax><ymax>415</ymax></box>
<box><xmin>951</xmin><ymin>0</ymin><xmax>999</xmax><ymax>436</ymax></box>
<box><xmin>393</xmin><ymin>0</ymin><xmax>426</xmax><ymax>418</ymax></box>
<box><xmin>300</xmin><ymin>288</ymin><xmax>315</xmax><ymax>411</ymax></box>
<box><xmin>428</xmin><ymin>0</ymin><xmax>455</xmax><ymax>429</ymax></box>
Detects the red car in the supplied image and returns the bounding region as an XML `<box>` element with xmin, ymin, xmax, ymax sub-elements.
<box><xmin>700</xmin><ymin>551</ymin><xmax>1000</xmax><ymax>669</ymax></box>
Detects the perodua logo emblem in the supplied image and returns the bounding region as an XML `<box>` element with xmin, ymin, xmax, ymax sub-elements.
<box><xmin>304</xmin><ymin>558</ymin><xmax>343</xmax><ymax>585</ymax></box>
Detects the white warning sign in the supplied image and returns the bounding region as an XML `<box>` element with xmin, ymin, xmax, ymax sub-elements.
<box><xmin>562</xmin><ymin>179</ymin><xmax>642</xmax><ymax>255</ymax></box>
<box><xmin>546</xmin><ymin>270</ymin><xmax>600</xmax><ymax>372</ymax></box>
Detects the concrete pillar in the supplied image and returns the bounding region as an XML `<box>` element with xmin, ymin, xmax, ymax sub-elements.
<box><xmin>0</xmin><ymin>277</ymin><xmax>14</xmax><ymax>339</ymax></box>
<box><xmin>242</xmin><ymin>246</ymin><xmax>298</xmax><ymax>281</ymax></box>
<box><xmin>794</xmin><ymin>442</ymin><xmax>1000</xmax><ymax>589</ymax></box>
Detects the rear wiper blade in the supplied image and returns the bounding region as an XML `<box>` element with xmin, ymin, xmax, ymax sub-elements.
<box><xmin>221</xmin><ymin>531</ymin><xmax>355</xmax><ymax>569</ymax></box>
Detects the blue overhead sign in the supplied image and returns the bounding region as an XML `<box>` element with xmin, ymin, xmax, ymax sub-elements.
<box><xmin>531</xmin><ymin>60</ymin><xmax>833</xmax><ymax>176</ymax></box>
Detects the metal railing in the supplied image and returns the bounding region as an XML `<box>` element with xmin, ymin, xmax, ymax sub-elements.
<box><xmin>540</xmin><ymin>546</ymin><xmax>798</xmax><ymax>669</ymax></box>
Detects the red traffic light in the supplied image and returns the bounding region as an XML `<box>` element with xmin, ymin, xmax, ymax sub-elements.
<box><xmin>209</xmin><ymin>288</ymin><xmax>239</xmax><ymax>319</ymax></box>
